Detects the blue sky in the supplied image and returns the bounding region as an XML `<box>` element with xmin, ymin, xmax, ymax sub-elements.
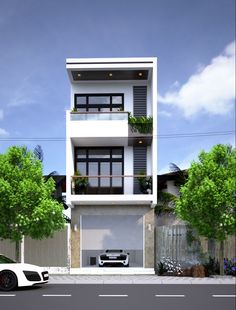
<box><xmin>0</xmin><ymin>0</ymin><xmax>235</xmax><ymax>174</ymax></box>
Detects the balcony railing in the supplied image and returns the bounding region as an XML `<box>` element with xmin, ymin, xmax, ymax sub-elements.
<box><xmin>70</xmin><ymin>111</ymin><xmax>128</xmax><ymax>121</ymax></box>
<box><xmin>71</xmin><ymin>175</ymin><xmax>152</xmax><ymax>195</ymax></box>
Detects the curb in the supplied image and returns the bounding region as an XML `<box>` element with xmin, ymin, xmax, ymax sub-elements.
<box><xmin>48</xmin><ymin>275</ymin><xmax>236</xmax><ymax>285</ymax></box>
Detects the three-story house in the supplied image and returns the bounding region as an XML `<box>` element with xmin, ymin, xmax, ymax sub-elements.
<box><xmin>66</xmin><ymin>57</ymin><xmax>157</xmax><ymax>273</ymax></box>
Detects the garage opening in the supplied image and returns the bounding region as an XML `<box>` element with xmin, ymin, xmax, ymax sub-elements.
<box><xmin>81</xmin><ymin>215</ymin><xmax>143</xmax><ymax>267</ymax></box>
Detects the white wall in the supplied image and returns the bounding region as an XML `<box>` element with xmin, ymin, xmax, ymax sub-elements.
<box><xmin>163</xmin><ymin>180</ymin><xmax>180</xmax><ymax>197</ymax></box>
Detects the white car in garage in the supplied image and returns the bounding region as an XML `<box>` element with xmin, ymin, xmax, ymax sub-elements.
<box><xmin>98</xmin><ymin>249</ymin><xmax>129</xmax><ymax>267</ymax></box>
<box><xmin>0</xmin><ymin>254</ymin><xmax>49</xmax><ymax>291</ymax></box>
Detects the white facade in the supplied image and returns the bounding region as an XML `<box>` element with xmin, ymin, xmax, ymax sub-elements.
<box><xmin>66</xmin><ymin>58</ymin><xmax>157</xmax><ymax>272</ymax></box>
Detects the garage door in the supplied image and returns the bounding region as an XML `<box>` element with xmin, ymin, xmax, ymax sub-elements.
<box><xmin>81</xmin><ymin>215</ymin><xmax>143</xmax><ymax>267</ymax></box>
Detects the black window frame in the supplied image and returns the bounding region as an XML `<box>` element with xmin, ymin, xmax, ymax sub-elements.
<box><xmin>74</xmin><ymin>93</ymin><xmax>124</xmax><ymax>112</ymax></box>
<box><xmin>74</xmin><ymin>147</ymin><xmax>124</xmax><ymax>194</ymax></box>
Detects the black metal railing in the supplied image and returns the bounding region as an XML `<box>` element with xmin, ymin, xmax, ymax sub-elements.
<box><xmin>71</xmin><ymin>175</ymin><xmax>152</xmax><ymax>195</ymax></box>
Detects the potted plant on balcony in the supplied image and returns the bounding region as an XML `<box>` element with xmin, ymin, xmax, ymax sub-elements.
<box><xmin>128</xmin><ymin>113</ymin><xmax>153</xmax><ymax>134</ymax></box>
<box><xmin>74</xmin><ymin>170</ymin><xmax>89</xmax><ymax>194</ymax></box>
<box><xmin>138</xmin><ymin>172</ymin><xmax>152</xmax><ymax>194</ymax></box>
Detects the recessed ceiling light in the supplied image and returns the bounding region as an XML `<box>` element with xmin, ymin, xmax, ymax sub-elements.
<box><xmin>109</xmin><ymin>73</ymin><xmax>113</xmax><ymax>77</ymax></box>
<box><xmin>77</xmin><ymin>73</ymin><xmax>81</xmax><ymax>77</ymax></box>
<box><xmin>138</xmin><ymin>72</ymin><xmax>143</xmax><ymax>76</ymax></box>
<box><xmin>138</xmin><ymin>140</ymin><xmax>143</xmax><ymax>144</ymax></box>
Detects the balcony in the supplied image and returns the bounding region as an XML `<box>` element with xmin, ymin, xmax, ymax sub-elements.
<box><xmin>71</xmin><ymin>174</ymin><xmax>152</xmax><ymax>195</ymax></box>
<box><xmin>67</xmin><ymin>111</ymin><xmax>153</xmax><ymax>147</ymax></box>
<box><xmin>67</xmin><ymin>111</ymin><xmax>129</xmax><ymax>146</ymax></box>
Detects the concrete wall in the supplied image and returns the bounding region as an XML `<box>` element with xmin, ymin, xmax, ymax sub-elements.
<box><xmin>24</xmin><ymin>226</ymin><xmax>69</xmax><ymax>267</ymax></box>
<box><xmin>0</xmin><ymin>239</ymin><xmax>17</xmax><ymax>261</ymax></box>
<box><xmin>0</xmin><ymin>226</ymin><xmax>69</xmax><ymax>267</ymax></box>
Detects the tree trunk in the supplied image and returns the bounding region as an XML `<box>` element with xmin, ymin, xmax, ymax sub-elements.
<box><xmin>219</xmin><ymin>240</ymin><xmax>224</xmax><ymax>276</ymax></box>
<box><xmin>15</xmin><ymin>240</ymin><xmax>20</xmax><ymax>263</ymax></box>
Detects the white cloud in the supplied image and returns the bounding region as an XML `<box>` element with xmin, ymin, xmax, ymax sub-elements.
<box><xmin>0</xmin><ymin>128</ymin><xmax>9</xmax><ymax>137</ymax></box>
<box><xmin>8</xmin><ymin>76</ymin><xmax>42</xmax><ymax>107</ymax></box>
<box><xmin>159</xmin><ymin>110</ymin><xmax>172</xmax><ymax>117</ymax></box>
<box><xmin>0</xmin><ymin>109</ymin><xmax>3</xmax><ymax>120</ymax></box>
<box><xmin>159</xmin><ymin>41</ymin><xmax>235</xmax><ymax>118</ymax></box>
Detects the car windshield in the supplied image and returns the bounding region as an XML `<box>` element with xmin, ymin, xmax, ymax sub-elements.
<box><xmin>105</xmin><ymin>250</ymin><xmax>122</xmax><ymax>253</ymax></box>
<box><xmin>0</xmin><ymin>255</ymin><xmax>16</xmax><ymax>264</ymax></box>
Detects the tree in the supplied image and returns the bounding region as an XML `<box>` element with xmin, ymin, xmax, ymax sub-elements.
<box><xmin>0</xmin><ymin>146</ymin><xmax>65</xmax><ymax>262</ymax></box>
<box><xmin>33</xmin><ymin>145</ymin><xmax>70</xmax><ymax>222</ymax></box>
<box><xmin>175</xmin><ymin>144</ymin><xmax>236</xmax><ymax>275</ymax></box>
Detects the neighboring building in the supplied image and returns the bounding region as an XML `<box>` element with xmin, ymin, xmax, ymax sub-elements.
<box><xmin>156</xmin><ymin>172</ymin><xmax>185</xmax><ymax>226</ymax></box>
<box><xmin>66</xmin><ymin>58</ymin><xmax>157</xmax><ymax>273</ymax></box>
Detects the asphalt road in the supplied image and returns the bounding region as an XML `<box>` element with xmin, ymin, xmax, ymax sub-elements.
<box><xmin>0</xmin><ymin>284</ymin><xmax>235</xmax><ymax>310</ymax></box>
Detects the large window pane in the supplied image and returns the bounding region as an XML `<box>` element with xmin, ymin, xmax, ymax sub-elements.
<box><xmin>112</xmin><ymin>96</ymin><xmax>122</xmax><ymax>104</ymax></box>
<box><xmin>100</xmin><ymin>162</ymin><xmax>110</xmax><ymax>187</ymax></box>
<box><xmin>89</xmin><ymin>96</ymin><xmax>110</xmax><ymax>104</ymax></box>
<box><xmin>76</xmin><ymin>162</ymin><xmax>86</xmax><ymax>175</ymax></box>
<box><xmin>76</xmin><ymin>96</ymin><xmax>86</xmax><ymax>105</ymax></box>
<box><xmin>112</xmin><ymin>162</ymin><xmax>122</xmax><ymax>187</ymax></box>
<box><xmin>88</xmin><ymin>163</ymin><xmax>98</xmax><ymax>186</ymax></box>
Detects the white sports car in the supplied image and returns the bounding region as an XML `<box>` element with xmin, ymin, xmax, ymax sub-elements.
<box><xmin>98</xmin><ymin>249</ymin><xmax>129</xmax><ymax>267</ymax></box>
<box><xmin>0</xmin><ymin>254</ymin><xmax>49</xmax><ymax>291</ymax></box>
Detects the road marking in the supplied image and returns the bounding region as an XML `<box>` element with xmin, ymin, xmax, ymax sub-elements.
<box><xmin>0</xmin><ymin>294</ymin><xmax>16</xmax><ymax>297</ymax></box>
<box><xmin>212</xmin><ymin>295</ymin><xmax>236</xmax><ymax>298</ymax></box>
<box><xmin>155</xmin><ymin>295</ymin><xmax>185</xmax><ymax>298</ymax></box>
<box><xmin>42</xmin><ymin>294</ymin><xmax>72</xmax><ymax>297</ymax></box>
<box><xmin>99</xmin><ymin>295</ymin><xmax>128</xmax><ymax>297</ymax></box>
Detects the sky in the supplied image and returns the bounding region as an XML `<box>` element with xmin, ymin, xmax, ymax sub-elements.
<box><xmin>0</xmin><ymin>0</ymin><xmax>235</xmax><ymax>175</ymax></box>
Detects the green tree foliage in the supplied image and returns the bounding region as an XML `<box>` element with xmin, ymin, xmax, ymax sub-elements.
<box><xmin>175</xmin><ymin>144</ymin><xmax>236</xmax><ymax>274</ymax></box>
<box><xmin>0</xmin><ymin>146</ymin><xmax>65</xmax><ymax>262</ymax></box>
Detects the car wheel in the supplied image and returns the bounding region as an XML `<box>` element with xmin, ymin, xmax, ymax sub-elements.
<box><xmin>0</xmin><ymin>270</ymin><xmax>18</xmax><ymax>291</ymax></box>
<box><xmin>125</xmin><ymin>264</ymin><xmax>129</xmax><ymax>267</ymax></box>
<box><xmin>99</xmin><ymin>264</ymin><xmax>103</xmax><ymax>267</ymax></box>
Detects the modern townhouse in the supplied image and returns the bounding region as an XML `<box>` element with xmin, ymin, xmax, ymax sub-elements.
<box><xmin>66</xmin><ymin>57</ymin><xmax>157</xmax><ymax>273</ymax></box>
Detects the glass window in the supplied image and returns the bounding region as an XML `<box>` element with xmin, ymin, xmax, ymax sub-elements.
<box><xmin>88</xmin><ymin>149</ymin><xmax>110</xmax><ymax>159</ymax></box>
<box><xmin>0</xmin><ymin>255</ymin><xmax>16</xmax><ymax>264</ymax></box>
<box><xmin>77</xmin><ymin>162</ymin><xmax>86</xmax><ymax>175</ymax></box>
<box><xmin>112</xmin><ymin>149</ymin><xmax>122</xmax><ymax>158</ymax></box>
<box><xmin>74</xmin><ymin>94</ymin><xmax>123</xmax><ymax>112</ymax></box>
<box><xmin>75</xmin><ymin>147</ymin><xmax>123</xmax><ymax>192</ymax></box>
<box><xmin>88</xmin><ymin>162</ymin><xmax>98</xmax><ymax>186</ymax></box>
<box><xmin>76</xmin><ymin>96</ymin><xmax>86</xmax><ymax>105</ymax></box>
<box><xmin>89</xmin><ymin>96</ymin><xmax>110</xmax><ymax>104</ymax></box>
<box><xmin>112</xmin><ymin>162</ymin><xmax>122</xmax><ymax>187</ymax></box>
<box><xmin>100</xmin><ymin>162</ymin><xmax>110</xmax><ymax>187</ymax></box>
<box><xmin>112</xmin><ymin>96</ymin><xmax>122</xmax><ymax>104</ymax></box>
<box><xmin>77</xmin><ymin>149</ymin><xmax>86</xmax><ymax>159</ymax></box>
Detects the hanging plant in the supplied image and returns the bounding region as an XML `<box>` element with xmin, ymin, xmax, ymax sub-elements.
<box><xmin>128</xmin><ymin>113</ymin><xmax>153</xmax><ymax>134</ymax></box>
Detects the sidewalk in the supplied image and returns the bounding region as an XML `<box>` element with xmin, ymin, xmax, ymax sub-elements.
<box><xmin>49</xmin><ymin>274</ymin><xmax>236</xmax><ymax>285</ymax></box>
